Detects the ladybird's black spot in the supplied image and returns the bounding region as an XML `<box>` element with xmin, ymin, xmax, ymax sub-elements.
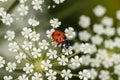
<box><xmin>58</xmin><ymin>33</ymin><xmax>60</xmax><ymax>36</ymax></box>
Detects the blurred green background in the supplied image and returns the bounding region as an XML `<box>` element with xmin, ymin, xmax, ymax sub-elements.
<box><xmin>0</xmin><ymin>0</ymin><xmax>120</xmax><ymax>79</ymax></box>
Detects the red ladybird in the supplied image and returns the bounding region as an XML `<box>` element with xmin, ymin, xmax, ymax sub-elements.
<box><xmin>52</xmin><ymin>30</ymin><xmax>69</xmax><ymax>49</ymax></box>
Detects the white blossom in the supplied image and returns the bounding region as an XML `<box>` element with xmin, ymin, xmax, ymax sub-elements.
<box><xmin>23</xmin><ymin>63</ymin><xmax>34</xmax><ymax>74</ymax></box>
<box><xmin>89</xmin><ymin>69</ymin><xmax>97</xmax><ymax>80</ymax></box>
<box><xmin>3</xmin><ymin>75</ymin><xmax>13</xmax><ymax>80</ymax></box>
<box><xmin>46</xmin><ymin>49</ymin><xmax>57</xmax><ymax>59</ymax></box>
<box><xmin>104</xmin><ymin>40</ymin><xmax>115</xmax><ymax>49</ymax></box>
<box><xmin>29</xmin><ymin>31</ymin><xmax>40</xmax><ymax>41</ymax></box>
<box><xmin>0</xmin><ymin>56</ymin><xmax>5</xmax><ymax>68</ymax></box>
<box><xmin>0</xmin><ymin>0</ymin><xmax>7</xmax><ymax>2</ymax></box>
<box><xmin>31</xmin><ymin>48</ymin><xmax>41</xmax><ymax>58</ymax></box>
<box><xmin>93</xmin><ymin>5</ymin><xmax>106</xmax><ymax>17</ymax></box>
<box><xmin>78</xmin><ymin>30</ymin><xmax>91</xmax><ymax>41</ymax></box>
<box><xmin>28</xmin><ymin>18</ymin><xmax>40</xmax><ymax>27</ymax></box>
<box><xmin>61</xmin><ymin>69</ymin><xmax>72</xmax><ymax>80</ymax></box>
<box><xmin>6</xmin><ymin>62</ymin><xmax>16</xmax><ymax>72</ymax></box>
<box><xmin>32</xmin><ymin>0</ymin><xmax>44</xmax><ymax>11</ymax></box>
<box><xmin>31</xmin><ymin>72</ymin><xmax>42</xmax><ymax>80</ymax></box>
<box><xmin>79</xmin><ymin>15</ymin><xmax>91</xmax><ymax>28</ymax></box>
<box><xmin>53</xmin><ymin>0</ymin><xmax>65</xmax><ymax>4</ymax></box>
<box><xmin>116</xmin><ymin>10</ymin><xmax>120</xmax><ymax>20</ymax></box>
<box><xmin>91</xmin><ymin>35</ymin><xmax>103</xmax><ymax>45</ymax></box>
<box><xmin>46</xmin><ymin>70</ymin><xmax>57</xmax><ymax>80</ymax></box>
<box><xmin>57</xmin><ymin>55</ymin><xmax>68</xmax><ymax>66</ymax></box>
<box><xmin>99</xmin><ymin>70</ymin><xmax>110</xmax><ymax>80</ymax></box>
<box><xmin>81</xmin><ymin>55</ymin><xmax>91</xmax><ymax>66</ymax></box>
<box><xmin>62</xmin><ymin>46</ymin><xmax>73</xmax><ymax>55</ymax></box>
<box><xmin>19</xmin><ymin>0</ymin><xmax>27</xmax><ymax>3</ymax></box>
<box><xmin>0</xmin><ymin>7</ymin><xmax>5</xmax><ymax>16</ymax></box>
<box><xmin>8</xmin><ymin>42</ymin><xmax>19</xmax><ymax>52</ymax></box>
<box><xmin>41</xmin><ymin>60</ymin><xmax>52</xmax><ymax>70</ymax></box>
<box><xmin>15</xmin><ymin>52</ymin><xmax>26</xmax><ymax>63</ymax></box>
<box><xmin>39</xmin><ymin>39</ymin><xmax>49</xmax><ymax>50</ymax></box>
<box><xmin>104</xmin><ymin>27</ymin><xmax>115</xmax><ymax>36</ymax></box>
<box><xmin>101</xmin><ymin>16</ymin><xmax>113</xmax><ymax>27</ymax></box>
<box><xmin>1</xmin><ymin>13</ymin><xmax>13</xmax><ymax>26</ymax></box>
<box><xmin>22</xmin><ymin>41</ymin><xmax>32</xmax><ymax>50</ymax></box>
<box><xmin>4</xmin><ymin>30</ymin><xmax>15</xmax><ymax>41</ymax></box>
<box><xmin>18</xmin><ymin>74</ymin><xmax>28</xmax><ymax>80</ymax></box>
<box><xmin>21</xmin><ymin>27</ymin><xmax>32</xmax><ymax>38</ymax></box>
<box><xmin>79</xmin><ymin>69</ymin><xmax>90</xmax><ymax>80</ymax></box>
<box><xmin>46</xmin><ymin>29</ymin><xmax>55</xmax><ymax>38</ymax></box>
<box><xmin>17</xmin><ymin>5</ymin><xmax>29</xmax><ymax>16</ymax></box>
<box><xmin>50</xmin><ymin>18</ymin><xmax>61</xmax><ymax>28</ymax></box>
<box><xmin>65</xmin><ymin>27</ymin><xmax>76</xmax><ymax>40</ymax></box>
<box><xmin>93</xmin><ymin>24</ymin><xmax>104</xmax><ymax>35</ymax></box>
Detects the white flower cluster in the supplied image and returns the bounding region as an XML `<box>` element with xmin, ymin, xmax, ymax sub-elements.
<box><xmin>3</xmin><ymin>26</ymin><xmax>88</xmax><ymax>80</ymax></box>
<box><xmin>0</xmin><ymin>7</ymin><xmax>13</xmax><ymax>26</ymax></box>
<box><xmin>73</xmin><ymin>5</ymin><xmax>120</xmax><ymax>80</ymax></box>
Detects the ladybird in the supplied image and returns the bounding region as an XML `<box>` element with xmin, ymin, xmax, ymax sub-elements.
<box><xmin>52</xmin><ymin>30</ymin><xmax>69</xmax><ymax>49</ymax></box>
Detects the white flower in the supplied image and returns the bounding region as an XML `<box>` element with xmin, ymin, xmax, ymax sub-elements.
<box><xmin>23</xmin><ymin>63</ymin><xmax>34</xmax><ymax>74</ymax></box>
<box><xmin>65</xmin><ymin>27</ymin><xmax>76</xmax><ymax>40</ymax></box>
<box><xmin>1</xmin><ymin>13</ymin><xmax>13</xmax><ymax>26</ymax></box>
<box><xmin>91</xmin><ymin>57</ymin><xmax>101</xmax><ymax>67</ymax></box>
<box><xmin>46</xmin><ymin>29</ymin><xmax>55</xmax><ymax>38</ymax></box>
<box><xmin>46</xmin><ymin>49</ymin><xmax>57</xmax><ymax>59</ymax></box>
<box><xmin>104</xmin><ymin>40</ymin><xmax>115</xmax><ymax>49</ymax></box>
<box><xmin>99</xmin><ymin>70</ymin><xmax>110</xmax><ymax>80</ymax></box>
<box><xmin>69</xmin><ymin>56</ymin><xmax>82</xmax><ymax>69</ymax></box>
<box><xmin>93</xmin><ymin>5</ymin><xmax>106</xmax><ymax>17</ymax></box>
<box><xmin>102</xmin><ymin>57</ymin><xmax>113</xmax><ymax>68</ymax></box>
<box><xmin>62</xmin><ymin>46</ymin><xmax>73</xmax><ymax>55</ymax></box>
<box><xmin>22</xmin><ymin>41</ymin><xmax>32</xmax><ymax>50</ymax></box>
<box><xmin>29</xmin><ymin>31</ymin><xmax>40</xmax><ymax>41</ymax></box>
<box><xmin>3</xmin><ymin>75</ymin><xmax>13</xmax><ymax>80</ymax></box>
<box><xmin>114</xmin><ymin>37</ymin><xmax>120</xmax><ymax>48</ymax></box>
<box><xmin>4</xmin><ymin>30</ymin><xmax>15</xmax><ymax>41</ymax></box>
<box><xmin>57</xmin><ymin>55</ymin><xmax>68</xmax><ymax>66</ymax></box>
<box><xmin>91</xmin><ymin>35</ymin><xmax>103</xmax><ymax>45</ymax></box>
<box><xmin>61</xmin><ymin>69</ymin><xmax>72</xmax><ymax>80</ymax></box>
<box><xmin>101</xmin><ymin>16</ymin><xmax>113</xmax><ymax>27</ymax></box>
<box><xmin>89</xmin><ymin>69</ymin><xmax>97</xmax><ymax>80</ymax></box>
<box><xmin>32</xmin><ymin>0</ymin><xmax>44</xmax><ymax>11</ymax></box>
<box><xmin>31</xmin><ymin>48</ymin><xmax>41</xmax><ymax>58</ymax></box>
<box><xmin>17</xmin><ymin>4</ymin><xmax>29</xmax><ymax>16</ymax></box>
<box><xmin>6</xmin><ymin>62</ymin><xmax>16</xmax><ymax>72</ymax></box>
<box><xmin>78</xmin><ymin>30</ymin><xmax>91</xmax><ymax>41</ymax></box>
<box><xmin>31</xmin><ymin>72</ymin><xmax>42</xmax><ymax>80</ymax></box>
<box><xmin>114</xmin><ymin>64</ymin><xmax>120</xmax><ymax>76</ymax></box>
<box><xmin>39</xmin><ymin>39</ymin><xmax>49</xmax><ymax>50</ymax></box>
<box><xmin>50</xmin><ymin>18</ymin><xmax>61</xmax><ymax>28</ymax></box>
<box><xmin>104</xmin><ymin>27</ymin><xmax>115</xmax><ymax>36</ymax></box>
<box><xmin>8</xmin><ymin>42</ymin><xmax>19</xmax><ymax>52</ymax></box>
<box><xmin>15</xmin><ymin>52</ymin><xmax>26</xmax><ymax>63</ymax></box>
<box><xmin>79</xmin><ymin>15</ymin><xmax>91</xmax><ymax>28</ymax></box>
<box><xmin>81</xmin><ymin>55</ymin><xmax>91</xmax><ymax>66</ymax></box>
<box><xmin>46</xmin><ymin>70</ymin><xmax>57</xmax><ymax>80</ymax></box>
<box><xmin>18</xmin><ymin>74</ymin><xmax>28</xmax><ymax>80</ymax></box>
<box><xmin>0</xmin><ymin>56</ymin><xmax>5</xmax><ymax>68</ymax></box>
<box><xmin>80</xmin><ymin>43</ymin><xmax>92</xmax><ymax>54</ymax></box>
<box><xmin>93</xmin><ymin>24</ymin><xmax>104</xmax><ymax>35</ymax></box>
<box><xmin>111</xmin><ymin>54</ymin><xmax>120</xmax><ymax>64</ymax></box>
<box><xmin>96</xmin><ymin>49</ymin><xmax>108</xmax><ymax>60</ymax></box>
<box><xmin>28</xmin><ymin>18</ymin><xmax>40</xmax><ymax>27</ymax></box>
<box><xmin>117</xmin><ymin>27</ymin><xmax>120</xmax><ymax>36</ymax></box>
<box><xmin>41</xmin><ymin>60</ymin><xmax>52</xmax><ymax>70</ymax></box>
<box><xmin>79</xmin><ymin>69</ymin><xmax>90</xmax><ymax>80</ymax></box>
<box><xmin>21</xmin><ymin>27</ymin><xmax>32</xmax><ymax>38</ymax></box>
<box><xmin>0</xmin><ymin>7</ymin><xmax>5</xmax><ymax>16</ymax></box>
<box><xmin>19</xmin><ymin>0</ymin><xmax>27</xmax><ymax>3</ymax></box>
<box><xmin>0</xmin><ymin>0</ymin><xmax>7</xmax><ymax>2</ymax></box>
<box><xmin>72</xmin><ymin>42</ymin><xmax>81</xmax><ymax>53</ymax></box>
<box><xmin>116</xmin><ymin>10</ymin><xmax>120</xmax><ymax>20</ymax></box>
<box><xmin>53</xmin><ymin>0</ymin><xmax>65</xmax><ymax>4</ymax></box>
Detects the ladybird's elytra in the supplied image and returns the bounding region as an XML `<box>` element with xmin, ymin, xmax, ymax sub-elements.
<box><xmin>52</xmin><ymin>30</ymin><xmax>69</xmax><ymax>49</ymax></box>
